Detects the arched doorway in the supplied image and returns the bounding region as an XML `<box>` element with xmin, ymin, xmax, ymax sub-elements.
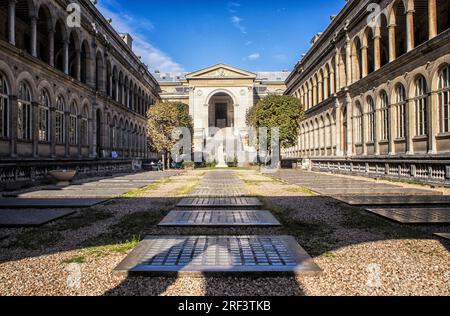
<box><xmin>208</xmin><ymin>92</ymin><xmax>235</xmax><ymax>128</ymax></box>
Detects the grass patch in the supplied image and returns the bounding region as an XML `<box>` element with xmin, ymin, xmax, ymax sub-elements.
<box><xmin>385</xmin><ymin>178</ymin><xmax>428</xmax><ymax>187</ymax></box>
<box><xmin>176</xmin><ymin>181</ymin><xmax>199</xmax><ymax>196</ymax></box>
<box><xmin>285</xmin><ymin>186</ymin><xmax>317</xmax><ymax>196</ymax></box>
<box><xmin>63</xmin><ymin>255</ymin><xmax>86</xmax><ymax>264</ymax></box>
<box><xmin>242</xmin><ymin>179</ymin><xmax>270</xmax><ymax>185</ymax></box>
<box><xmin>82</xmin><ymin>235</ymin><xmax>141</xmax><ymax>258</ymax></box>
<box><xmin>121</xmin><ymin>179</ymin><xmax>172</xmax><ymax>198</ymax></box>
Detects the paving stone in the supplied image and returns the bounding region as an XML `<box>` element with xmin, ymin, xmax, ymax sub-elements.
<box><xmin>335</xmin><ymin>195</ymin><xmax>450</xmax><ymax>206</ymax></box>
<box><xmin>365</xmin><ymin>207</ymin><xmax>450</xmax><ymax>224</ymax></box>
<box><xmin>311</xmin><ymin>188</ymin><xmax>440</xmax><ymax>196</ymax></box>
<box><xmin>189</xmin><ymin>189</ymin><xmax>247</xmax><ymax>197</ymax></box>
<box><xmin>0</xmin><ymin>209</ymin><xmax>76</xmax><ymax>227</ymax></box>
<box><xmin>114</xmin><ymin>236</ymin><xmax>321</xmax><ymax>276</ymax></box>
<box><xmin>434</xmin><ymin>233</ymin><xmax>450</xmax><ymax>240</ymax></box>
<box><xmin>177</xmin><ymin>197</ymin><xmax>263</xmax><ymax>207</ymax></box>
<box><xmin>159</xmin><ymin>210</ymin><xmax>281</xmax><ymax>226</ymax></box>
<box><xmin>0</xmin><ymin>198</ymin><xmax>108</xmax><ymax>209</ymax></box>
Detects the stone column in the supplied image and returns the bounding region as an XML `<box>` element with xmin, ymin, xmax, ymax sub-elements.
<box><xmin>335</xmin><ymin>49</ymin><xmax>341</xmax><ymax>92</ymax></box>
<box><xmin>50</xmin><ymin>107</ymin><xmax>56</xmax><ymax>158</ymax></box>
<box><xmin>389</xmin><ymin>103</ymin><xmax>396</xmax><ymax>155</ymax></box>
<box><xmin>8</xmin><ymin>0</ymin><xmax>16</xmax><ymax>46</ymax></box>
<box><xmin>374</xmin><ymin>29</ymin><xmax>381</xmax><ymax>71</ymax></box>
<box><xmin>388</xmin><ymin>24</ymin><xmax>397</xmax><ymax>62</ymax></box>
<box><xmin>30</xmin><ymin>16</ymin><xmax>37</xmax><ymax>57</ymax></box>
<box><xmin>428</xmin><ymin>0</ymin><xmax>437</xmax><ymax>39</ymax></box>
<box><xmin>48</xmin><ymin>29</ymin><xmax>55</xmax><ymax>67</ymax></box>
<box><xmin>406</xmin><ymin>10</ymin><xmax>415</xmax><ymax>52</ymax></box>
<box><xmin>428</xmin><ymin>92</ymin><xmax>438</xmax><ymax>154</ymax></box>
<box><xmin>312</xmin><ymin>83</ymin><xmax>317</xmax><ymax>106</ymax></box>
<box><xmin>32</xmin><ymin>102</ymin><xmax>39</xmax><ymax>157</ymax></box>
<box><xmin>75</xmin><ymin>50</ymin><xmax>81</xmax><ymax>81</ymax></box>
<box><xmin>345</xmin><ymin>94</ymin><xmax>353</xmax><ymax>156</ymax></box>
<box><xmin>63</xmin><ymin>40</ymin><xmax>69</xmax><ymax>75</ymax></box>
<box><xmin>361</xmin><ymin>45</ymin><xmax>368</xmax><ymax>78</ymax></box>
<box><xmin>345</xmin><ymin>39</ymin><xmax>352</xmax><ymax>86</ymax></box>
<box><xmin>330</xmin><ymin>69</ymin><xmax>335</xmax><ymax>95</ymax></box>
<box><xmin>335</xmin><ymin>100</ymin><xmax>343</xmax><ymax>156</ymax></box>
<box><xmin>89</xmin><ymin>107</ymin><xmax>96</xmax><ymax>158</ymax></box>
<box><xmin>8</xmin><ymin>95</ymin><xmax>17</xmax><ymax>157</ymax></box>
<box><xmin>406</xmin><ymin>99</ymin><xmax>415</xmax><ymax>155</ymax></box>
<box><xmin>318</xmin><ymin>80</ymin><xmax>323</xmax><ymax>103</ymax></box>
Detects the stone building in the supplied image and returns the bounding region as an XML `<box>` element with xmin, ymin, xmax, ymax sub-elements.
<box><xmin>0</xmin><ymin>0</ymin><xmax>160</xmax><ymax>185</ymax></box>
<box><xmin>155</xmin><ymin>64</ymin><xmax>288</xmax><ymax>151</ymax></box>
<box><xmin>284</xmin><ymin>0</ymin><xmax>450</xmax><ymax>183</ymax></box>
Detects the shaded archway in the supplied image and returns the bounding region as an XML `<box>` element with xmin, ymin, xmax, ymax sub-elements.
<box><xmin>15</xmin><ymin>0</ymin><xmax>32</xmax><ymax>54</ymax></box>
<box><xmin>437</xmin><ymin>0</ymin><xmax>450</xmax><ymax>33</ymax></box>
<box><xmin>208</xmin><ymin>92</ymin><xmax>235</xmax><ymax>128</ymax></box>
<box><xmin>54</xmin><ymin>19</ymin><xmax>67</xmax><ymax>73</ymax></box>
<box><xmin>393</xmin><ymin>0</ymin><xmax>407</xmax><ymax>58</ymax></box>
<box><xmin>37</xmin><ymin>5</ymin><xmax>52</xmax><ymax>64</ymax></box>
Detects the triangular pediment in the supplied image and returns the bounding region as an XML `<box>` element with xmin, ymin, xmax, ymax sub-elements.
<box><xmin>186</xmin><ymin>64</ymin><xmax>257</xmax><ymax>80</ymax></box>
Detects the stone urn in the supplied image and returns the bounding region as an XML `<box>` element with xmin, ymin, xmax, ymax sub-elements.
<box><xmin>49</xmin><ymin>170</ymin><xmax>77</xmax><ymax>187</ymax></box>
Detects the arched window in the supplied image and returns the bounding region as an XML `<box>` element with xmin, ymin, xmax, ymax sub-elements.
<box><xmin>415</xmin><ymin>76</ymin><xmax>428</xmax><ymax>136</ymax></box>
<box><xmin>367</xmin><ymin>96</ymin><xmax>375</xmax><ymax>143</ymax></box>
<box><xmin>380</xmin><ymin>91</ymin><xmax>389</xmax><ymax>141</ymax></box>
<box><xmin>17</xmin><ymin>82</ymin><xmax>32</xmax><ymax>141</ymax></box>
<box><xmin>81</xmin><ymin>106</ymin><xmax>89</xmax><ymax>146</ymax></box>
<box><xmin>38</xmin><ymin>89</ymin><xmax>50</xmax><ymax>142</ymax></box>
<box><xmin>0</xmin><ymin>73</ymin><xmax>9</xmax><ymax>138</ymax></box>
<box><xmin>439</xmin><ymin>66</ymin><xmax>450</xmax><ymax>133</ymax></box>
<box><xmin>69</xmin><ymin>102</ymin><xmax>78</xmax><ymax>145</ymax></box>
<box><xmin>354</xmin><ymin>102</ymin><xmax>363</xmax><ymax>144</ymax></box>
<box><xmin>394</xmin><ymin>84</ymin><xmax>407</xmax><ymax>138</ymax></box>
<box><xmin>55</xmin><ymin>96</ymin><xmax>65</xmax><ymax>144</ymax></box>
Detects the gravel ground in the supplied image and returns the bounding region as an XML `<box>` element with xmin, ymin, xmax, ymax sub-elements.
<box><xmin>0</xmin><ymin>169</ymin><xmax>449</xmax><ymax>296</ymax></box>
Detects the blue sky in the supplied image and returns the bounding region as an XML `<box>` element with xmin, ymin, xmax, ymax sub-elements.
<box><xmin>98</xmin><ymin>0</ymin><xmax>346</xmax><ymax>73</ymax></box>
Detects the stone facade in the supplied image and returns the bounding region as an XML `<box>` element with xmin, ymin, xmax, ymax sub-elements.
<box><xmin>155</xmin><ymin>64</ymin><xmax>288</xmax><ymax>152</ymax></box>
<box><xmin>0</xmin><ymin>0</ymin><xmax>160</xmax><ymax>163</ymax></box>
<box><xmin>284</xmin><ymin>0</ymin><xmax>450</xmax><ymax>184</ymax></box>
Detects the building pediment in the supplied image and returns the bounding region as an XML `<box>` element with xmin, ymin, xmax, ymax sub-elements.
<box><xmin>186</xmin><ymin>64</ymin><xmax>257</xmax><ymax>80</ymax></box>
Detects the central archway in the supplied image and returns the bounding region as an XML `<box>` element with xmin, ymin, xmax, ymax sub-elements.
<box><xmin>208</xmin><ymin>91</ymin><xmax>235</xmax><ymax>128</ymax></box>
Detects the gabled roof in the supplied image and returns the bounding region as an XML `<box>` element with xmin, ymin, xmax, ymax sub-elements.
<box><xmin>185</xmin><ymin>63</ymin><xmax>257</xmax><ymax>80</ymax></box>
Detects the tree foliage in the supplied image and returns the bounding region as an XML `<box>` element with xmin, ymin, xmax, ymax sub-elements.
<box><xmin>246</xmin><ymin>95</ymin><xmax>304</xmax><ymax>149</ymax></box>
<box><xmin>147</xmin><ymin>101</ymin><xmax>193</xmax><ymax>155</ymax></box>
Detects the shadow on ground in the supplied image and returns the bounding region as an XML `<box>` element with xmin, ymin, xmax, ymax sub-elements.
<box><xmin>0</xmin><ymin>179</ymin><xmax>449</xmax><ymax>296</ymax></box>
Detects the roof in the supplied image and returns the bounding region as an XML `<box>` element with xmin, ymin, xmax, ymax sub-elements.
<box><xmin>154</xmin><ymin>67</ymin><xmax>290</xmax><ymax>84</ymax></box>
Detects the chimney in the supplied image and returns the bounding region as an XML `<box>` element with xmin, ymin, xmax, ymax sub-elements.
<box><xmin>119</xmin><ymin>33</ymin><xmax>133</xmax><ymax>50</ymax></box>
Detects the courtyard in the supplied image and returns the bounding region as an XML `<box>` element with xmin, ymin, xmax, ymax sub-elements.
<box><xmin>0</xmin><ymin>169</ymin><xmax>448</xmax><ymax>296</ymax></box>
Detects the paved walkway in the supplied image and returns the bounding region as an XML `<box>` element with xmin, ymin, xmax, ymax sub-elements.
<box><xmin>115</xmin><ymin>170</ymin><xmax>322</xmax><ymax>276</ymax></box>
<box><xmin>273</xmin><ymin>170</ymin><xmax>450</xmax><ymax>225</ymax></box>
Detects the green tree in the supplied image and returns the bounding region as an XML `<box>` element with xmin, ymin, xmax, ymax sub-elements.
<box><xmin>147</xmin><ymin>101</ymin><xmax>193</xmax><ymax>169</ymax></box>
<box><xmin>246</xmin><ymin>95</ymin><xmax>304</xmax><ymax>150</ymax></box>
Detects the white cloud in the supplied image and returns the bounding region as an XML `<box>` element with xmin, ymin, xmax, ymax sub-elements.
<box><xmin>97</xmin><ymin>0</ymin><xmax>184</xmax><ymax>72</ymax></box>
<box><xmin>227</xmin><ymin>2</ymin><xmax>241</xmax><ymax>13</ymax></box>
<box><xmin>248</xmin><ymin>53</ymin><xmax>260</xmax><ymax>60</ymax></box>
<box><xmin>231</xmin><ymin>16</ymin><xmax>247</xmax><ymax>34</ymax></box>
<box><xmin>245</xmin><ymin>41</ymin><xmax>253</xmax><ymax>46</ymax></box>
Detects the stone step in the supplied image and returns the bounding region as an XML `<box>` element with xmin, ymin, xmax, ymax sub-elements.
<box><xmin>366</xmin><ymin>207</ymin><xmax>450</xmax><ymax>224</ymax></box>
<box><xmin>159</xmin><ymin>210</ymin><xmax>281</xmax><ymax>226</ymax></box>
<box><xmin>114</xmin><ymin>236</ymin><xmax>321</xmax><ymax>277</ymax></box>
<box><xmin>177</xmin><ymin>197</ymin><xmax>263</xmax><ymax>207</ymax></box>
<box><xmin>0</xmin><ymin>209</ymin><xmax>76</xmax><ymax>227</ymax></box>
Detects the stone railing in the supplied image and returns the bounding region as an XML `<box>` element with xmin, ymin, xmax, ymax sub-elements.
<box><xmin>0</xmin><ymin>159</ymin><xmax>145</xmax><ymax>190</ymax></box>
<box><xmin>305</xmin><ymin>157</ymin><xmax>450</xmax><ymax>186</ymax></box>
